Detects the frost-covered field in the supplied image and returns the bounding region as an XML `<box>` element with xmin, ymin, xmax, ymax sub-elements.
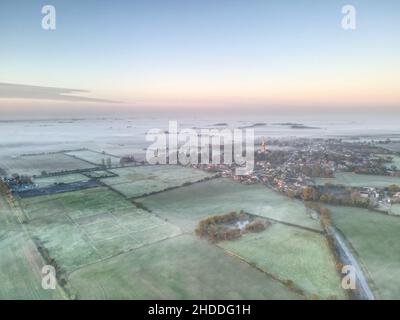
<box><xmin>20</xmin><ymin>187</ymin><xmax>181</xmax><ymax>272</ymax></box>
<box><xmin>101</xmin><ymin>165</ymin><xmax>216</xmax><ymax>198</ymax></box>
<box><xmin>68</xmin><ymin>235</ymin><xmax>301</xmax><ymax>300</ymax></box>
<box><xmin>328</xmin><ymin>205</ymin><xmax>400</xmax><ymax>299</ymax></box>
<box><xmin>390</xmin><ymin>204</ymin><xmax>400</xmax><ymax>216</ymax></box>
<box><xmin>0</xmin><ymin>231</ymin><xmax>65</xmax><ymax>300</ymax></box>
<box><xmin>0</xmin><ymin>194</ymin><xmax>64</xmax><ymax>299</ymax></box>
<box><xmin>65</xmin><ymin>150</ymin><xmax>121</xmax><ymax>166</ymax></box>
<box><xmin>0</xmin><ymin>153</ymin><xmax>95</xmax><ymax>176</ymax></box>
<box><xmin>138</xmin><ymin>178</ymin><xmax>322</xmax><ymax>232</ymax></box>
<box><xmin>33</xmin><ymin>173</ymin><xmax>89</xmax><ymax>188</ymax></box>
<box><xmin>2</xmin><ymin>117</ymin><xmax>400</xmax><ymax>300</ymax></box>
<box><xmin>315</xmin><ymin>172</ymin><xmax>400</xmax><ymax>188</ymax></box>
<box><xmin>219</xmin><ymin>224</ymin><xmax>346</xmax><ymax>299</ymax></box>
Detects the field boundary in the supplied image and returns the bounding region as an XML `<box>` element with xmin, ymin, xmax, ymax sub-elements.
<box><xmin>2</xmin><ymin>187</ymin><xmax>69</xmax><ymax>299</ymax></box>
<box><xmin>67</xmin><ymin>233</ymin><xmax>184</xmax><ymax>278</ymax></box>
<box><xmin>217</xmin><ymin>245</ymin><xmax>306</xmax><ymax>298</ymax></box>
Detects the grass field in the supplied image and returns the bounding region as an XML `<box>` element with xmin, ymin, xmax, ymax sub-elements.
<box><xmin>138</xmin><ymin>178</ymin><xmax>322</xmax><ymax>232</ymax></box>
<box><xmin>327</xmin><ymin>205</ymin><xmax>400</xmax><ymax>299</ymax></box>
<box><xmin>68</xmin><ymin>235</ymin><xmax>302</xmax><ymax>299</ymax></box>
<box><xmin>0</xmin><ymin>193</ymin><xmax>16</xmax><ymax>226</ymax></box>
<box><xmin>0</xmin><ymin>193</ymin><xmax>64</xmax><ymax>299</ymax></box>
<box><xmin>219</xmin><ymin>223</ymin><xmax>345</xmax><ymax>299</ymax></box>
<box><xmin>0</xmin><ymin>231</ymin><xmax>65</xmax><ymax>299</ymax></box>
<box><xmin>33</xmin><ymin>173</ymin><xmax>89</xmax><ymax>188</ymax></box>
<box><xmin>389</xmin><ymin>204</ymin><xmax>400</xmax><ymax>215</ymax></box>
<box><xmin>65</xmin><ymin>150</ymin><xmax>120</xmax><ymax>166</ymax></box>
<box><xmin>0</xmin><ymin>153</ymin><xmax>95</xmax><ymax>176</ymax></box>
<box><xmin>315</xmin><ymin>172</ymin><xmax>400</xmax><ymax>188</ymax></box>
<box><xmin>20</xmin><ymin>187</ymin><xmax>181</xmax><ymax>272</ymax></box>
<box><xmin>95</xmin><ymin>146</ymin><xmax>146</xmax><ymax>160</ymax></box>
<box><xmin>19</xmin><ymin>187</ymin><xmax>134</xmax><ymax>221</ymax></box>
<box><xmin>101</xmin><ymin>165</ymin><xmax>216</xmax><ymax>198</ymax></box>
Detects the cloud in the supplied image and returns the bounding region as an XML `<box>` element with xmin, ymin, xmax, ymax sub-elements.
<box><xmin>0</xmin><ymin>82</ymin><xmax>119</xmax><ymax>103</ymax></box>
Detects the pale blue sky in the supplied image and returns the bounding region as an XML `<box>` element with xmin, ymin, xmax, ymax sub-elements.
<box><xmin>0</xmin><ymin>0</ymin><xmax>399</xmax><ymax>113</ymax></box>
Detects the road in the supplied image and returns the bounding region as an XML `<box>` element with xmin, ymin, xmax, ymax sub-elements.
<box><xmin>328</xmin><ymin>226</ymin><xmax>375</xmax><ymax>300</ymax></box>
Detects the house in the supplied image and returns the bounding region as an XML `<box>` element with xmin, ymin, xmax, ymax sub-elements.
<box><xmin>394</xmin><ymin>192</ymin><xmax>400</xmax><ymax>198</ymax></box>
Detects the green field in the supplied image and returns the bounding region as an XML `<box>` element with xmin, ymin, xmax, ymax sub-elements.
<box><xmin>0</xmin><ymin>231</ymin><xmax>65</xmax><ymax>299</ymax></box>
<box><xmin>389</xmin><ymin>204</ymin><xmax>400</xmax><ymax>215</ymax></box>
<box><xmin>33</xmin><ymin>173</ymin><xmax>89</xmax><ymax>188</ymax></box>
<box><xmin>0</xmin><ymin>153</ymin><xmax>95</xmax><ymax>176</ymax></box>
<box><xmin>328</xmin><ymin>205</ymin><xmax>400</xmax><ymax>299</ymax></box>
<box><xmin>65</xmin><ymin>150</ymin><xmax>120</xmax><ymax>166</ymax></box>
<box><xmin>0</xmin><ymin>193</ymin><xmax>64</xmax><ymax>299</ymax></box>
<box><xmin>138</xmin><ymin>178</ymin><xmax>322</xmax><ymax>232</ymax></box>
<box><xmin>315</xmin><ymin>172</ymin><xmax>400</xmax><ymax>188</ymax></box>
<box><xmin>101</xmin><ymin>165</ymin><xmax>216</xmax><ymax>198</ymax></box>
<box><xmin>0</xmin><ymin>193</ymin><xmax>15</xmax><ymax>226</ymax></box>
<box><xmin>219</xmin><ymin>223</ymin><xmax>345</xmax><ymax>299</ymax></box>
<box><xmin>20</xmin><ymin>187</ymin><xmax>134</xmax><ymax>221</ymax></box>
<box><xmin>68</xmin><ymin>235</ymin><xmax>301</xmax><ymax>299</ymax></box>
<box><xmin>20</xmin><ymin>187</ymin><xmax>181</xmax><ymax>272</ymax></box>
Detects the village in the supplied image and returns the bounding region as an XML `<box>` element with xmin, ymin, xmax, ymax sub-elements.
<box><xmin>191</xmin><ymin>137</ymin><xmax>400</xmax><ymax>215</ymax></box>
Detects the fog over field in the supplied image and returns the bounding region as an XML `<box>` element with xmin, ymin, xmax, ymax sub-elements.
<box><xmin>1</xmin><ymin>112</ymin><xmax>400</xmax><ymax>162</ymax></box>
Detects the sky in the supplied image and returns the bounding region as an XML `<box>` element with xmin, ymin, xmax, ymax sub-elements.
<box><xmin>0</xmin><ymin>0</ymin><xmax>399</xmax><ymax>116</ymax></box>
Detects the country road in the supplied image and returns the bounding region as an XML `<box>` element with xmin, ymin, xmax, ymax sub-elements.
<box><xmin>328</xmin><ymin>225</ymin><xmax>375</xmax><ymax>300</ymax></box>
